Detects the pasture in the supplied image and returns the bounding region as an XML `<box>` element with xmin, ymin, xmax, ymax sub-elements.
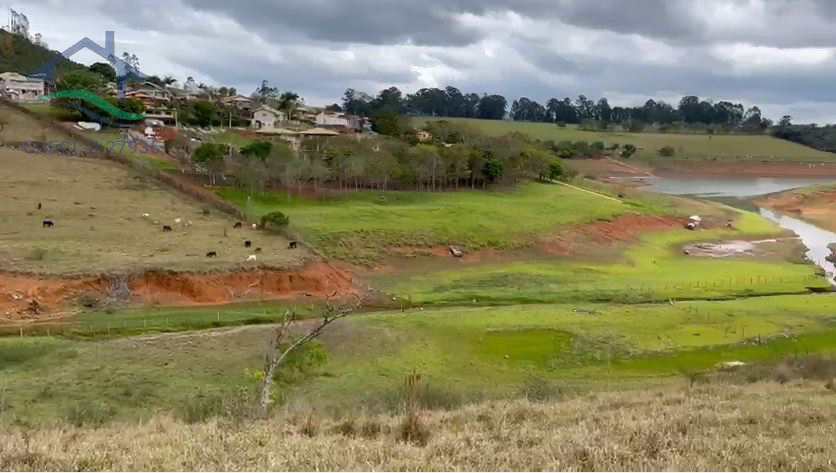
<box><xmin>416</xmin><ymin>117</ymin><xmax>836</xmax><ymax>163</ymax></box>
<box><xmin>3</xmin><ymin>293</ymin><xmax>836</xmax><ymax>424</ymax></box>
<box><xmin>0</xmin><ymin>149</ymin><xmax>308</xmax><ymax>275</ymax></box>
<box><xmin>379</xmin><ymin>210</ymin><xmax>828</xmax><ymax>305</ymax></box>
<box><xmin>220</xmin><ymin>181</ymin><xmax>687</xmax><ymax>265</ymax></box>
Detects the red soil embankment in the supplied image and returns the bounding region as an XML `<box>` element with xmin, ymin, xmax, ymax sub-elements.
<box><xmin>539</xmin><ymin>214</ymin><xmax>682</xmax><ymax>256</ymax></box>
<box><xmin>0</xmin><ymin>263</ymin><xmax>356</xmax><ymax>321</ymax></box>
<box><xmin>757</xmin><ymin>189</ymin><xmax>836</xmax><ymax>233</ymax></box>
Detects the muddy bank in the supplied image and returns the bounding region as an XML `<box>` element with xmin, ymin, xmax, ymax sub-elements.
<box><xmin>756</xmin><ymin>188</ymin><xmax>836</xmax><ymax>233</ymax></box>
<box><xmin>653</xmin><ymin>161</ymin><xmax>836</xmax><ymax>178</ymax></box>
<box><xmin>0</xmin><ymin>263</ymin><xmax>356</xmax><ymax>321</ymax></box>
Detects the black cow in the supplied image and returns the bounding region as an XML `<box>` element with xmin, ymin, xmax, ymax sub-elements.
<box><xmin>162</xmin><ymin>225</ymin><xmax>173</xmax><ymax>232</ymax></box>
<box><xmin>288</xmin><ymin>241</ymin><xmax>298</xmax><ymax>249</ymax></box>
<box><xmin>255</xmin><ymin>247</ymin><xmax>263</xmax><ymax>253</ymax></box>
<box><xmin>233</xmin><ymin>222</ymin><xmax>243</xmax><ymax>229</ymax></box>
<box><xmin>42</xmin><ymin>220</ymin><xmax>54</xmax><ymax>228</ymax></box>
<box><xmin>244</xmin><ymin>240</ymin><xmax>252</xmax><ymax>248</ymax></box>
<box><xmin>206</xmin><ymin>251</ymin><xmax>218</xmax><ymax>258</ymax></box>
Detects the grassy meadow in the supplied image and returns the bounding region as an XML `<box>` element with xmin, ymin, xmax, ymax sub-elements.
<box><xmin>380</xmin><ymin>210</ymin><xmax>828</xmax><ymax>305</ymax></box>
<box><xmin>3</xmin><ymin>293</ymin><xmax>836</xmax><ymax>425</ymax></box>
<box><xmin>416</xmin><ymin>117</ymin><xmax>836</xmax><ymax>163</ymax></box>
<box><xmin>220</xmin><ymin>181</ymin><xmax>682</xmax><ymax>264</ymax></box>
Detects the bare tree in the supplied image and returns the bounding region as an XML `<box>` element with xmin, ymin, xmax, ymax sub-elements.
<box><xmin>258</xmin><ymin>296</ymin><xmax>361</xmax><ymax>417</ymax></box>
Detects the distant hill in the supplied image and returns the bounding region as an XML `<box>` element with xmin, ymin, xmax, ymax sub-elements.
<box><xmin>0</xmin><ymin>29</ymin><xmax>85</xmax><ymax>78</ymax></box>
<box><xmin>773</xmin><ymin>125</ymin><xmax>836</xmax><ymax>154</ymax></box>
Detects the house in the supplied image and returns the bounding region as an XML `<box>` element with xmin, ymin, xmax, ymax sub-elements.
<box><xmin>0</xmin><ymin>72</ymin><xmax>45</xmax><ymax>102</ymax></box>
<box><xmin>221</xmin><ymin>95</ymin><xmax>255</xmax><ymax>112</ymax></box>
<box><xmin>255</xmin><ymin>127</ymin><xmax>301</xmax><ymax>149</ymax></box>
<box><xmin>294</xmin><ymin>105</ymin><xmax>320</xmax><ymax>123</ymax></box>
<box><xmin>315</xmin><ymin>111</ymin><xmax>350</xmax><ymax>128</ymax></box>
<box><xmin>252</xmin><ymin>105</ymin><xmax>287</xmax><ymax>130</ymax></box>
<box><xmin>125</xmin><ymin>82</ymin><xmax>176</xmax><ymax>124</ymax></box>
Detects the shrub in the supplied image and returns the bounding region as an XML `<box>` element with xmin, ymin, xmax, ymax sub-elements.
<box><xmin>621</xmin><ymin>144</ymin><xmax>637</xmax><ymax>159</ymax></box>
<box><xmin>398</xmin><ymin>411</ymin><xmax>430</xmax><ymax>445</ymax></box>
<box><xmin>591</xmin><ymin>141</ymin><xmax>605</xmax><ymax>153</ymax></box>
<box><xmin>260</xmin><ymin>211</ymin><xmax>289</xmax><ymax>230</ymax></box>
<box><xmin>518</xmin><ymin>376</ymin><xmax>562</xmax><ymax>402</ymax></box>
<box><xmin>548</xmin><ymin>161</ymin><xmax>564</xmax><ymax>180</ymax></box>
<box><xmin>64</xmin><ymin>400</ymin><xmax>116</xmax><ymax>427</ymax></box>
<box><xmin>658</xmin><ymin>146</ymin><xmax>676</xmax><ymax>157</ymax></box>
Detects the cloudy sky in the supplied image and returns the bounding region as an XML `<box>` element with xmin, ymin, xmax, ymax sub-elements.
<box><xmin>6</xmin><ymin>0</ymin><xmax>836</xmax><ymax>123</ymax></box>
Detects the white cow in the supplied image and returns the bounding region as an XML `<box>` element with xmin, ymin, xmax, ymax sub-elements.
<box><xmin>246</xmin><ymin>255</ymin><xmax>258</xmax><ymax>262</ymax></box>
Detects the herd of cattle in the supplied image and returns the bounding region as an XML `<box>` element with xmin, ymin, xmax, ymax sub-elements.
<box><xmin>38</xmin><ymin>201</ymin><xmax>297</xmax><ymax>261</ymax></box>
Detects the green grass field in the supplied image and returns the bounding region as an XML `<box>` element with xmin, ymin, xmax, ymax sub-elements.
<box><xmin>3</xmin><ymin>293</ymin><xmax>836</xmax><ymax>424</ymax></box>
<box><xmin>220</xmin><ymin>181</ymin><xmax>684</xmax><ymax>264</ymax></box>
<box><xmin>379</xmin><ymin>210</ymin><xmax>828</xmax><ymax>305</ymax></box>
<box><xmin>416</xmin><ymin>117</ymin><xmax>836</xmax><ymax>163</ymax></box>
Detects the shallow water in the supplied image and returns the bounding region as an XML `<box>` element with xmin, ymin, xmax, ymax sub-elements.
<box><xmin>646</xmin><ymin>175</ymin><xmax>836</xmax><ymax>284</ymax></box>
<box><xmin>759</xmin><ymin>209</ymin><xmax>836</xmax><ymax>283</ymax></box>
<box><xmin>642</xmin><ymin>176</ymin><xmax>834</xmax><ymax>198</ymax></box>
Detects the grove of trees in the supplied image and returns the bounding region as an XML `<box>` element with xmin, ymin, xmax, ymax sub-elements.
<box><xmin>342</xmin><ymin>85</ymin><xmax>773</xmax><ymax>133</ymax></box>
<box><xmin>187</xmin><ymin>120</ymin><xmax>567</xmax><ymax>195</ymax></box>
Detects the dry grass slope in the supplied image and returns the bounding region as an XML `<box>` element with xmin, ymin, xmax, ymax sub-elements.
<box><xmin>0</xmin><ymin>149</ymin><xmax>309</xmax><ymax>275</ymax></box>
<box><xmin>2</xmin><ymin>381</ymin><xmax>835</xmax><ymax>471</ymax></box>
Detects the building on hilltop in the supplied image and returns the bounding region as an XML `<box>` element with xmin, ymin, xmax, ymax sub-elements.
<box><xmin>0</xmin><ymin>72</ymin><xmax>45</xmax><ymax>102</ymax></box>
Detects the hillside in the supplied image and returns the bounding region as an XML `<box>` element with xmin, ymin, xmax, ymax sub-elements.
<box><xmin>416</xmin><ymin>117</ymin><xmax>836</xmax><ymax>164</ymax></box>
<box><xmin>2</xmin><ymin>379</ymin><xmax>834</xmax><ymax>471</ymax></box>
<box><xmin>0</xmin><ymin>30</ymin><xmax>85</xmax><ymax>76</ymax></box>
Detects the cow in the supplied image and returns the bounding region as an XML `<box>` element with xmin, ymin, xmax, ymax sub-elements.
<box><xmin>254</xmin><ymin>247</ymin><xmax>262</xmax><ymax>253</ymax></box>
<box><xmin>244</xmin><ymin>240</ymin><xmax>252</xmax><ymax>248</ymax></box>
<box><xmin>233</xmin><ymin>222</ymin><xmax>243</xmax><ymax>229</ymax></box>
<box><xmin>288</xmin><ymin>241</ymin><xmax>298</xmax><ymax>249</ymax></box>
<box><xmin>42</xmin><ymin>219</ymin><xmax>54</xmax><ymax>228</ymax></box>
<box><xmin>206</xmin><ymin>251</ymin><xmax>218</xmax><ymax>258</ymax></box>
<box><xmin>162</xmin><ymin>225</ymin><xmax>173</xmax><ymax>232</ymax></box>
<box><xmin>246</xmin><ymin>255</ymin><xmax>258</xmax><ymax>262</ymax></box>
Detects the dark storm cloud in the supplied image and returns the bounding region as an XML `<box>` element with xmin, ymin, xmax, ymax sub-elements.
<box><xmin>18</xmin><ymin>0</ymin><xmax>836</xmax><ymax>122</ymax></box>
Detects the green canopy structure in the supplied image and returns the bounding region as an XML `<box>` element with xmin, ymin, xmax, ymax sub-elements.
<box><xmin>47</xmin><ymin>90</ymin><xmax>145</xmax><ymax>122</ymax></box>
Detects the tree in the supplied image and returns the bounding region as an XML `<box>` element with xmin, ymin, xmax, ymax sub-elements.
<box><xmin>371</xmin><ymin>110</ymin><xmax>408</xmax><ymax>136</ymax></box>
<box><xmin>342</xmin><ymin>88</ymin><xmax>373</xmax><ymax>116</ymax></box>
<box><xmin>117</xmin><ymin>98</ymin><xmax>145</xmax><ymax>114</ymax></box>
<box><xmin>88</xmin><ymin>62</ymin><xmax>116</xmax><ymax>82</ymax></box>
<box><xmin>192</xmin><ymin>143</ymin><xmax>226</xmax><ymax>184</ymax></box>
<box><xmin>477</xmin><ymin>94</ymin><xmax>507</xmax><ymax>120</ymax></box>
<box><xmin>257</xmin><ymin>298</ymin><xmax>361</xmax><ymax>417</ymax></box>
<box><xmin>325</xmin><ymin>103</ymin><xmax>343</xmax><ymax>113</ymax></box>
<box><xmin>482</xmin><ymin>158</ymin><xmax>504</xmax><ymax>184</ymax></box>
<box><xmin>191</xmin><ymin>101</ymin><xmax>218</xmax><ymax>127</ymax></box>
<box><xmin>240</xmin><ymin>141</ymin><xmax>273</xmax><ymax>162</ymax></box>
<box><xmin>278</xmin><ymin>91</ymin><xmax>301</xmax><ymax>115</ymax></box>
<box><xmin>779</xmin><ymin>115</ymin><xmax>792</xmax><ymax>128</ymax></box>
<box><xmin>56</xmin><ymin>70</ymin><xmax>105</xmax><ymax>93</ymax></box>
<box><xmin>253</xmin><ymin>80</ymin><xmax>278</xmax><ymax>104</ymax></box>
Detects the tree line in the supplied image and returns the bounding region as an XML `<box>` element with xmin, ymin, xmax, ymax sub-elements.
<box><xmin>342</xmin><ymin>85</ymin><xmax>773</xmax><ymax>132</ymax></box>
<box><xmin>178</xmin><ymin>120</ymin><xmax>566</xmax><ymax>194</ymax></box>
